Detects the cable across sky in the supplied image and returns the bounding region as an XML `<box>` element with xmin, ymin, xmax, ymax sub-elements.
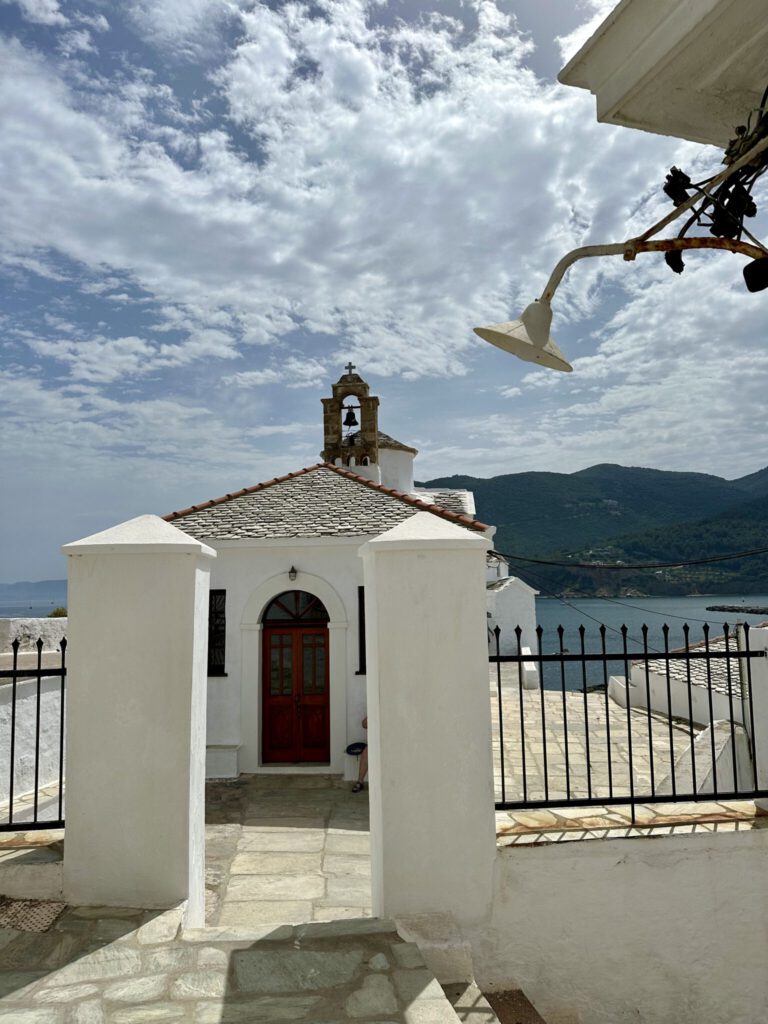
<box><xmin>495</xmin><ymin>546</ymin><xmax>768</xmax><ymax>572</ymax></box>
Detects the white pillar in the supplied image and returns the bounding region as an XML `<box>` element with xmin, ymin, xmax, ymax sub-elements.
<box><xmin>744</xmin><ymin>627</ymin><xmax>768</xmax><ymax>807</ymax></box>
<box><xmin>360</xmin><ymin>513</ymin><xmax>496</xmax><ymax>928</ymax></box>
<box><xmin>62</xmin><ymin>515</ymin><xmax>214</xmax><ymax>923</ymax></box>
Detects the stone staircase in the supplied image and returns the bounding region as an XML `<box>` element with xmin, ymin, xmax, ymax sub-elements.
<box><xmin>444</xmin><ymin>980</ymin><xmax>546</xmax><ymax>1023</ymax></box>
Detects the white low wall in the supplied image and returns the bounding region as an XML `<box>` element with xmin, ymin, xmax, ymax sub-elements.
<box><xmin>609</xmin><ymin>670</ymin><xmax>740</xmax><ymax>726</ymax></box>
<box><xmin>472</xmin><ymin>830</ymin><xmax>768</xmax><ymax>1024</ymax></box>
<box><xmin>623</xmin><ymin>664</ymin><xmax>743</xmax><ymax>726</ymax></box>
<box><xmin>0</xmin><ymin>675</ymin><xmax>64</xmax><ymax>811</ymax></box>
<box><xmin>0</xmin><ymin>618</ymin><xmax>67</xmax><ymax>653</ymax></box>
<box><xmin>657</xmin><ymin>720</ymin><xmax>753</xmax><ymax>797</ymax></box>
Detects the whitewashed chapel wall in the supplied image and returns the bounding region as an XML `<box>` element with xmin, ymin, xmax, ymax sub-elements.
<box><xmin>205</xmin><ymin>536</ymin><xmax>369</xmax><ymax>778</ymax></box>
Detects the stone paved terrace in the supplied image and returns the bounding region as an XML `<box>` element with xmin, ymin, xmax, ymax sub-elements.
<box><xmin>491</xmin><ymin>664</ymin><xmax>703</xmax><ymax>806</ymax></box>
<box><xmin>489</xmin><ymin>664</ymin><xmax>766</xmax><ymax>842</ymax></box>
<box><xmin>1</xmin><ymin>773</ymin><xmax>762</xmax><ymax>1022</ymax></box>
<box><xmin>0</xmin><ymin>780</ymin><xmax>523</xmax><ymax>1022</ymax></box>
<box><xmin>204</xmin><ymin>774</ymin><xmax>372</xmax><ymax>928</ymax></box>
<box><xmin>0</xmin><ymin>905</ymin><xmax>475</xmax><ymax>1023</ymax></box>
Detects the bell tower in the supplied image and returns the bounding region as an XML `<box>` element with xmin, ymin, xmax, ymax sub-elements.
<box><xmin>321</xmin><ymin>363</ymin><xmax>380</xmax><ymax>470</ymax></box>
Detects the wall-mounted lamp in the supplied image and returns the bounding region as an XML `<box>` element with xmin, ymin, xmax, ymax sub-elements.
<box><xmin>288</xmin><ymin>566</ymin><xmax>297</xmax><ymax>581</ymax></box>
<box><xmin>475</xmin><ymin>130</ymin><xmax>768</xmax><ymax>373</ymax></box>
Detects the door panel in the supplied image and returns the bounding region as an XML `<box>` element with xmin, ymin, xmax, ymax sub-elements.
<box><xmin>262</xmin><ymin>625</ymin><xmax>329</xmax><ymax>764</ymax></box>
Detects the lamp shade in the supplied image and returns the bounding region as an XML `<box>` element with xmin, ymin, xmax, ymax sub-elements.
<box><xmin>473</xmin><ymin>300</ymin><xmax>573</xmax><ymax>372</ymax></box>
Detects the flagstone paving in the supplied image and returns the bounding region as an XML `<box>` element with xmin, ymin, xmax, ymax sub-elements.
<box><xmin>203</xmin><ymin>774</ymin><xmax>372</xmax><ymax>927</ymax></box>
<box><xmin>489</xmin><ymin>665</ymin><xmax>765</xmax><ymax>842</ymax></box>
<box><xmin>0</xmin><ymin>906</ymin><xmax>468</xmax><ymax>1023</ymax></box>
<box><xmin>3</xmin><ymin>770</ymin><xmax>763</xmax><ymax>1022</ymax></box>
<box><xmin>490</xmin><ymin>665</ymin><xmax>701</xmax><ymax>806</ymax></box>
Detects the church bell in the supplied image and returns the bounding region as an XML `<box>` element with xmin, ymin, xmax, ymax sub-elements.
<box><xmin>343</xmin><ymin>406</ymin><xmax>359</xmax><ymax>428</ymax></box>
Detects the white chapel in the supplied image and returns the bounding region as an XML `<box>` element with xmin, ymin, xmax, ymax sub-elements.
<box><xmin>164</xmin><ymin>366</ymin><xmax>535</xmax><ymax>779</ymax></box>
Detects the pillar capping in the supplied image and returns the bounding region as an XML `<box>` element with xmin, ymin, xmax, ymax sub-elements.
<box><xmin>62</xmin><ymin>514</ymin><xmax>216</xmax><ymax>559</ymax></box>
<box><xmin>360</xmin><ymin>511</ymin><xmax>490</xmax><ymax>554</ymax></box>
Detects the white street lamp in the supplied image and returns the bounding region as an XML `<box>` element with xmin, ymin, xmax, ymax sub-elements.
<box><xmin>474</xmin><ymin>130</ymin><xmax>768</xmax><ymax>372</ymax></box>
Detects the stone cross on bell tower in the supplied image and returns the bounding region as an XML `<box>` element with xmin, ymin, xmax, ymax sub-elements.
<box><xmin>321</xmin><ymin>366</ymin><xmax>380</xmax><ymax>467</ymax></box>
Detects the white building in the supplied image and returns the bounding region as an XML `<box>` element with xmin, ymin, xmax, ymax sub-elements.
<box><xmin>164</xmin><ymin>367</ymin><xmax>536</xmax><ymax>779</ymax></box>
<box><xmin>485</xmin><ymin>551</ymin><xmax>539</xmax><ymax>657</ymax></box>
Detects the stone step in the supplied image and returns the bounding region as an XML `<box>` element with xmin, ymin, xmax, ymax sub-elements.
<box><xmin>0</xmin><ymin>842</ymin><xmax>63</xmax><ymax>901</ymax></box>
<box><xmin>443</xmin><ymin>980</ymin><xmax>504</xmax><ymax>1023</ymax></box>
<box><xmin>184</xmin><ymin>915</ymin><xmax>470</xmax><ymax>1022</ymax></box>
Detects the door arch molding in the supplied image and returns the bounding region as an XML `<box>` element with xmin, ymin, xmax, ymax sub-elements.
<box><xmin>242</xmin><ymin>572</ymin><xmax>346</xmax><ymax>627</ymax></box>
<box><xmin>240</xmin><ymin>571</ymin><xmax>348</xmax><ymax>773</ymax></box>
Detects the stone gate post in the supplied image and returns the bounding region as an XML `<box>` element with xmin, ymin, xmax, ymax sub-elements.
<box><xmin>744</xmin><ymin>626</ymin><xmax>768</xmax><ymax>809</ymax></box>
<box><xmin>62</xmin><ymin>515</ymin><xmax>214</xmax><ymax>924</ymax></box>
<box><xmin>359</xmin><ymin>513</ymin><xmax>496</xmax><ymax>935</ymax></box>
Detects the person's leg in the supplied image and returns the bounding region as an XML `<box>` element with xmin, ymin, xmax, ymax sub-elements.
<box><xmin>352</xmin><ymin>746</ymin><xmax>368</xmax><ymax>792</ymax></box>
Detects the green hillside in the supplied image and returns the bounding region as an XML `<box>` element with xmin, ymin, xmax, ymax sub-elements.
<box><xmin>419</xmin><ymin>464</ymin><xmax>768</xmax><ymax>596</ymax></box>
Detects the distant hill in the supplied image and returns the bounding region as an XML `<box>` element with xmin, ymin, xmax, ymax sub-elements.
<box><xmin>419</xmin><ymin>464</ymin><xmax>768</xmax><ymax>596</ymax></box>
<box><xmin>0</xmin><ymin>579</ymin><xmax>67</xmax><ymax>616</ymax></box>
<box><xmin>6</xmin><ymin>463</ymin><xmax>768</xmax><ymax>600</ymax></box>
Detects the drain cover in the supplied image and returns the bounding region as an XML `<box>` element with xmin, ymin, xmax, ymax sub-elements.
<box><xmin>0</xmin><ymin>897</ymin><xmax>66</xmax><ymax>932</ymax></box>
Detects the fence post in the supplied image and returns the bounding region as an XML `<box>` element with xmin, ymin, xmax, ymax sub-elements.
<box><xmin>359</xmin><ymin>513</ymin><xmax>496</xmax><ymax>952</ymax></box>
<box><xmin>62</xmin><ymin>515</ymin><xmax>214</xmax><ymax>923</ymax></box>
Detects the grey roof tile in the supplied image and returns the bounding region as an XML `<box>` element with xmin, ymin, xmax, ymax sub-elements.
<box><xmin>640</xmin><ymin>631</ymin><xmax>753</xmax><ymax>700</ymax></box>
<box><xmin>413</xmin><ymin>487</ymin><xmax>475</xmax><ymax>516</ymax></box>
<box><xmin>165</xmin><ymin>464</ymin><xmax>489</xmax><ymax>540</ymax></box>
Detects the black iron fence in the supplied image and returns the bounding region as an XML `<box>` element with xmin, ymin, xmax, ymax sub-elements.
<box><xmin>1</xmin><ymin>638</ymin><xmax>66</xmax><ymax>831</ymax></box>
<box><xmin>491</xmin><ymin>622</ymin><xmax>768</xmax><ymax>816</ymax></box>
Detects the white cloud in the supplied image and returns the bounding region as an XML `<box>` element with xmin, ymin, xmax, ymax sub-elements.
<box><xmin>25</xmin><ymin>327</ymin><xmax>240</xmax><ymax>383</ymax></box>
<box><xmin>0</xmin><ymin>8</ymin><xmax>691</xmax><ymax>386</ymax></box>
<box><xmin>225</xmin><ymin>357</ymin><xmax>327</xmax><ymax>390</ymax></box>
<box><xmin>57</xmin><ymin>29</ymin><xmax>95</xmax><ymax>56</ymax></box>
<box><xmin>124</xmin><ymin>0</ymin><xmax>234</xmax><ymax>58</ymax></box>
<box><xmin>2</xmin><ymin>0</ymin><xmax>67</xmax><ymax>26</ymax></box>
<box><xmin>450</xmin><ymin>254</ymin><xmax>768</xmax><ymax>478</ymax></box>
<box><xmin>2</xmin><ymin>0</ymin><xmax>767</xmax><ymax>579</ymax></box>
<box><xmin>557</xmin><ymin>0</ymin><xmax>617</xmax><ymax>65</ymax></box>
<box><xmin>78</xmin><ymin>13</ymin><xmax>109</xmax><ymax>32</ymax></box>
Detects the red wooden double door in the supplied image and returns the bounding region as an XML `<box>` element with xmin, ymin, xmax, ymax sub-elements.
<box><xmin>262</xmin><ymin>591</ymin><xmax>330</xmax><ymax>764</ymax></box>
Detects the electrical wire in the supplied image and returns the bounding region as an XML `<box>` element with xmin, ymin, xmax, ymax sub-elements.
<box><xmin>496</xmin><ymin>545</ymin><xmax>768</xmax><ymax>571</ymax></box>
<box><xmin>512</xmin><ymin>564</ymin><xmax>768</xmax><ymax>653</ymax></box>
<box><xmin>507</xmin><ymin>560</ymin><xmax>665</xmax><ymax>651</ymax></box>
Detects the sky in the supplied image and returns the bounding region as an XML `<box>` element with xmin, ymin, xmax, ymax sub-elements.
<box><xmin>1</xmin><ymin>0</ymin><xmax>767</xmax><ymax>583</ymax></box>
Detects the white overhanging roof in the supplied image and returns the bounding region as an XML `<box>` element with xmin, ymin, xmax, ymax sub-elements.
<box><xmin>559</xmin><ymin>0</ymin><xmax>768</xmax><ymax>146</ymax></box>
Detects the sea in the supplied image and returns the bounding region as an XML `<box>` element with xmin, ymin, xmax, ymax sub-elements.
<box><xmin>3</xmin><ymin>588</ymin><xmax>768</xmax><ymax>690</ymax></box>
<box><xmin>534</xmin><ymin>594</ymin><xmax>768</xmax><ymax>650</ymax></box>
<box><xmin>532</xmin><ymin>593</ymin><xmax>768</xmax><ymax>690</ymax></box>
<box><xmin>0</xmin><ymin>598</ymin><xmax>67</xmax><ymax>618</ymax></box>
<box><xmin>4</xmin><ymin>589</ymin><xmax>768</xmax><ymax>644</ymax></box>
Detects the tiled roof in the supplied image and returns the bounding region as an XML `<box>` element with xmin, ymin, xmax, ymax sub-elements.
<box><xmin>638</xmin><ymin>627</ymin><xmax>768</xmax><ymax>700</ymax></box>
<box><xmin>164</xmin><ymin>463</ymin><xmax>490</xmax><ymax>540</ymax></box>
<box><xmin>413</xmin><ymin>487</ymin><xmax>475</xmax><ymax>516</ymax></box>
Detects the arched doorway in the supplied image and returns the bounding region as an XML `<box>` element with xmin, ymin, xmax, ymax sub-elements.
<box><xmin>261</xmin><ymin>590</ymin><xmax>330</xmax><ymax>764</ymax></box>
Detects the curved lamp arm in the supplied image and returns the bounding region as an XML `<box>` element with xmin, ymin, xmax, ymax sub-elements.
<box><xmin>539</xmin><ymin>236</ymin><xmax>768</xmax><ymax>303</ymax></box>
<box><xmin>538</xmin><ymin>128</ymin><xmax>768</xmax><ymax>303</ymax></box>
<box><xmin>475</xmin><ymin>131</ymin><xmax>768</xmax><ymax>372</ymax></box>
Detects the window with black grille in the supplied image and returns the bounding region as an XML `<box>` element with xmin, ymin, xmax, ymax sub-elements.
<box><xmin>208</xmin><ymin>589</ymin><xmax>226</xmax><ymax>676</ymax></box>
<box><xmin>356</xmin><ymin>585</ymin><xmax>366</xmax><ymax>675</ymax></box>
